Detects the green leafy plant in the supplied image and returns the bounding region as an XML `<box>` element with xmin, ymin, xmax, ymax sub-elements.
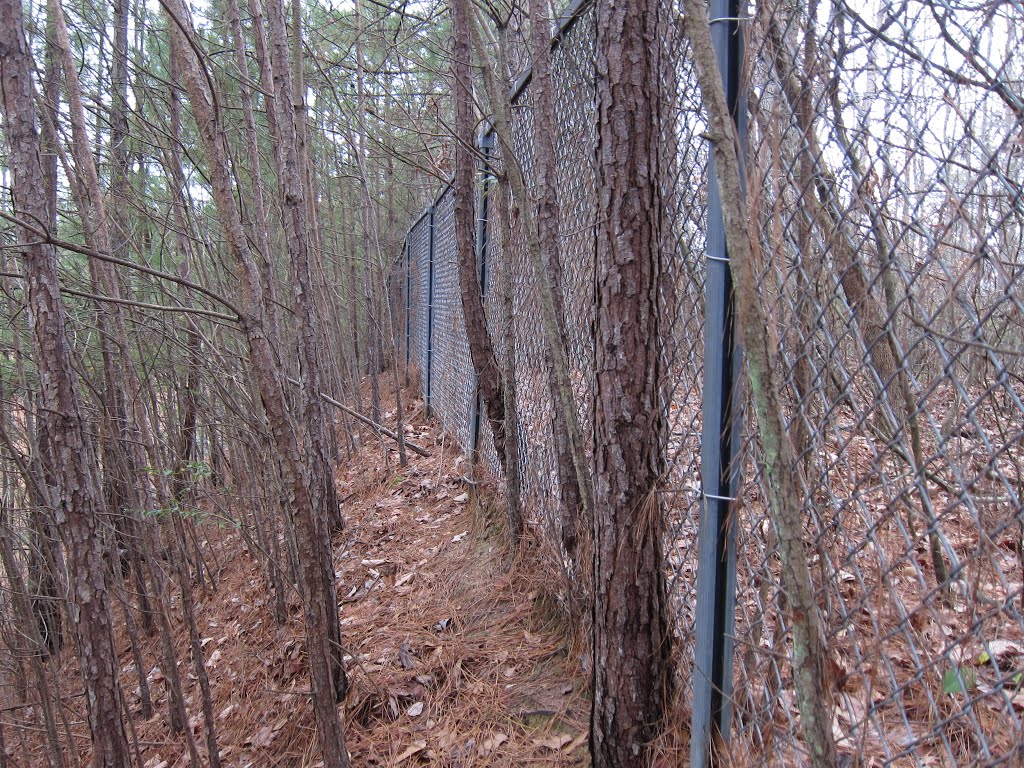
<box><xmin>942</xmin><ymin>667</ymin><xmax>977</xmax><ymax>695</ymax></box>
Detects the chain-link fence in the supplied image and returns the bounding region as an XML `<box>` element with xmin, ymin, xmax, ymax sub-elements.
<box><xmin>393</xmin><ymin>0</ymin><xmax>1024</xmax><ymax>764</ymax></box>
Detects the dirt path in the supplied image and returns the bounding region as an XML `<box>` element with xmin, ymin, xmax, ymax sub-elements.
<box><xmin>129</xmin><ymin>395</ymin><xmax>589</xmax><ymax>768</ymax></box>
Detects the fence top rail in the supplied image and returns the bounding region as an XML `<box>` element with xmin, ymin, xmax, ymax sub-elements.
<box><xmin>409</xmin><ymin>201</ymin><xmax>438</xmax><ymax>236</ymax></box>
<box><xmin>508</xmin><ymin>0</ymin><xmax>595</xmax><ymax>103</ymax></box>
<box><xmin>401</xmin><ymin>0</ymin><xmax>595</xmax><ymax>236</ymax></box>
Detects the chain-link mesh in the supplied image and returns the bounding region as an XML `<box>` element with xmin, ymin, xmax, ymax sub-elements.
<box><xmin>407</xmin><ymin>211</ymin><xmax>432</xmax><ymax>397</ymax></box>
<box><xmin>490</xmin><ymin>1</ymin><xmax>601</xmax><ymax>549</ymax></box>
<box><xmin>427</xmin><ymin>187</ymin><xmax>477</xmax><ymax>450</ymax></box>
<box><xmin>730</xmin><ymin>1</ymin><xmax>1024</xmax><ymax>764</ymax></box>
<box><xmin>392</xmin><ymin>0</ymin><xmax>1024</xmax><ymax>763</ymax></box>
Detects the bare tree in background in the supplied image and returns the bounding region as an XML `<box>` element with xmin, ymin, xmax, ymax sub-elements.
<box><xmin>161</xmin><ymin>1</ymin><xmax>350</xmax><ymax>763</ymax></box>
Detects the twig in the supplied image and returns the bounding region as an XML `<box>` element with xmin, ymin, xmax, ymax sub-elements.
<box><xmin>285</xmin><ymin>377</ymin><xmax>431</xmax><ymax>457</ymax></box>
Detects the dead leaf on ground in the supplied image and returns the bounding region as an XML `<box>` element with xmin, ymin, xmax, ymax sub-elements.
<box><xmin>478</xmin><ymin>732</ymin><xmax>508</xmax><ymax>755</ymax></box>
<box><xmin>399</xmin><ymin>641</ymin><xmax>414</xmax><ymax>669</ymax></box>
<box><xmin>394</xmin><ymin>740</ymin><xmax>427</xmax><ymax>764</ymax></box>
<box><xmin>534</xmin><ymin>733</ymin><xmax>572</xmax><ymax>751</ymax></box>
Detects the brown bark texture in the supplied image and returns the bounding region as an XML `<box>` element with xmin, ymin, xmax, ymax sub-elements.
<box><xmin>589</xmin><ymin>0</ymin><xmax>673</xmax><ymax>764</ymax></box>
<box><xmin>0</xmin><ymin>1</ymin><xmax>132</xmax><ymax>764</ymax></box>
<box><xmin>451</xmin><ymin>0</ymin><xmax>520</xmax><ymax>536</ymax></box>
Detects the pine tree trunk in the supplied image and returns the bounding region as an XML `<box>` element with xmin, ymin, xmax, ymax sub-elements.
<box><xmin>590</xmin><ymin>0</ymin><xmax>673</xmax><ymax>763</ymax></box>
<box><xmin>0</xmin><ymin>2</ymin><xmax>131</xmax><ymax>763</ymax></box>
<box><xmin>163</xmin><ymin>4</ymin><xmax>351</xmax><ymax>764</ymax></box>
<box><xmin>451</xmin><ymin>0</ymin><xmax>521</xmax><ymax>533</ymax></box>
<box><xmin>51</xmin><ymin>0</ymin><xmax>160</xmax><ymax>645</ymax></box>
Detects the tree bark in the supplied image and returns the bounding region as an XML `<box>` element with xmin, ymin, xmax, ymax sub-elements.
<box><xmin>526</xmin><ymin>0</ymin><xmax>584</xmax><ymax>558</ymax></box>
<box><xmin>0</xmin><ymin>1</ymin><xmax>132</xmax><ymax>763</ymax></box>
<box><xmin>228</xmin><ymin>0</ymin><xmax>282</xmax><ymax>349</ymax></box>
<box><xmin>589</xmin><ymin>1</ymin><xmax>673</xmax><ymax>764</ymax></box>
<box><xmin>451</xmin><ymin>0</ymin><xmax>522</xmax><ymax>534</ymax></box>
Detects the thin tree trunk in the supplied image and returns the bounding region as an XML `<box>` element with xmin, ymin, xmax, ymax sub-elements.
<box><xmin>40</xmin><ymin>5</ymin><xmax>60</xmax><ymax>234</ymax></box>
<box><xmin>526</xmin><ymin>0</ymin><xmax>584</xmax><ymax>558</ymax></box>
<box><xmin>260</xmin><ymin>0</ymin><xmax>349</xmax><ymax>693</ymax></box>
<box><xmin>494</xmin><ymin>179</ymin><xmax>524</xmax><ymax>541</ymax></box>
<box><xmin>171</xmin><ymin>513</ymin><xmax>221</xmax><ymax>768</ymax></box>
<box><xmin>0</xmin><ymin>3</ymin><xmax>131</xmax><ymax>763</ymax></box>
<box><xmin>354</xmin><ymin>0</ymin><xmax>382</xmax><ymax>423</ymax></box>
<box><xmin>230</xmin><ymin>0</ymin><xmax>283</xmax><ymax>347</ymax></box>
<box><xmin>111</xmin><ymin>0</ymin><xmax>158</xmax><ymax>638</ymax></box>
<box><xmin>469</xmin><ymin>10</ymin><xmax>596</xmax><ymax>538</ymax></box>
<box><xmin>112</xmin><ymin>564</ymin><xmax>153</xmax><ymax>720</ymax></box>
<box><xmin>683</xmin><ymin>3</ymin><xmax>838</xmax><ymax>765</ymax></box>
<box><xmin>162</xmin><ymin>4</ymin><xmax>350</xmax><ymax>765</ymax></box>
<box><xmin>0</xmin><ymin>516</ymin><xmax>64</xmax><ymax>768</ymax></box>
<box><xmin>145</xmin><ymin>528</ymin><xmax>202</xmax><ymax>765</ymax></box>
<box><xmin>1</xmin><ymin>259</ymin><xmax>66</xmax><ymax>660</ymax></box>
<box><xmin>172</xmin><ymin>339</ymin><xmax>221</xmax><ymax>768</ymax></box>
<box><xmin>451</xmin><ymin>0</ymin><xmax>521</xmax><ymax>534</ymax></box>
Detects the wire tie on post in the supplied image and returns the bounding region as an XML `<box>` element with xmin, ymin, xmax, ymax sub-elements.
<box><xmin>707</xmin><ymin>254</ymin><xmax>731</xmax><ymax>263</ymax></box>
<box><xmin>709</xmin><ymin>15</ymin><xmax>750</xmax><ymax>23</ymax></box>
<box><xmin>703</xmin><ymin>492</ymin><xmax>736</xmax><ymax>502</ymax></box>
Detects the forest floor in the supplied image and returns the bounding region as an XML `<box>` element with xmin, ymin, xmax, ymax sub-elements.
<box><xmin>37</xmin><ymin>386</ymin><xmax>591</xmax><ymax>768</ymax></box>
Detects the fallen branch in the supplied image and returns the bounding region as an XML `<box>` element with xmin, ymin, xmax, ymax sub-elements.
<box><xmin>286</xmin><ymin>377</ymin><xmax>431</xmax><ymax>458</ymax></box>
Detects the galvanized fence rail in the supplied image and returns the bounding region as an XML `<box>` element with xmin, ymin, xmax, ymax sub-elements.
<box><xmin>391</xmin><ymin>0</ymin><xmax>1024</xmax><ymax>764</ymax></box>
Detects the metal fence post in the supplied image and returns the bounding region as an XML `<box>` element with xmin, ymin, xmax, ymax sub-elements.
<box><xmin>691</xmin><ymin>0</ymin><xmax>746</xmax><ymax>763</ymax></box>
<box><xmin>469</xmin><ymin>129</ymin><xmax>496</xmax><ymax>463</ymax></box>
<box><xmin>426</xmin><ymin>205</ymin><xmax>436</xmax><ymax>416</ymax></box>
<box><xmin>404</xmin><ymin>235</ymin><xmax>412</xmax><ymax>374</ymax></box>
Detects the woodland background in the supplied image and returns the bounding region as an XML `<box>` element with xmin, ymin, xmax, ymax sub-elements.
<box><xmin>0</xmin><ymin>0</ymin><xmax>1023</xmax><ymax>766</ymax></box>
